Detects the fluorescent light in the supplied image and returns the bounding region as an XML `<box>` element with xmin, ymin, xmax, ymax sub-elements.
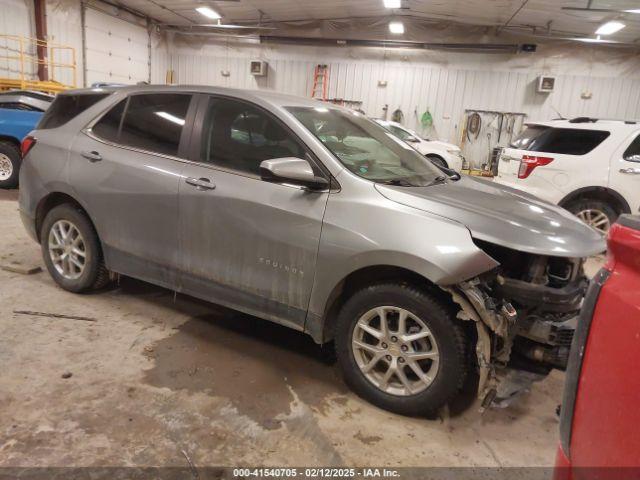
<box><xmin>624</xmin><ymin>9</ymin><xmax>640</xmax><ymax>13</ymax></box>
<box><xmin>155</xmin><ymin>111</ymin><xmax>185</xmax><ymax>125</ymax></box>
<box><xmin>595</xmin><ymin>21</ymin><xmax>625</xmax><ymax>35</ymax></box>
<box><xmin>383</xmin><ymin>0</ymin><xmax>401</xmax><ymax>8</ymax></box>
<box><xmin>389</xmin><ymin>21</ymin><xmax>404</xmax><ymax>34</ymax></box>
<box><xmin>196</xmin><ymin>6</ymin><xmax>221</xmax><ymax>19</ymax></box>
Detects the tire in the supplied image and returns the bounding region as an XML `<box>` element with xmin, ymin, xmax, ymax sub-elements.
<box><xmin>40</xmin><ymin>204</ymin><xmax>110</xmax><ymax>293</ymax></box>
<box><xmin>565</xmin><ymin>198</ymin><xmax>617</xmax><ymax>235</ymax></box>
<box><xmin>0</xmin><ymin>141</ymin><xmax>21</xmax><ymax>189</ymax></box>
<box><xmin>335</xmin><ymin>283</ymin><xmax>467</xmax><ymax>416</ymax></box>
<box><xmin>426</xmin><ymin>154</ymin><xmax>448</xmax><ymax>169</ymax></box>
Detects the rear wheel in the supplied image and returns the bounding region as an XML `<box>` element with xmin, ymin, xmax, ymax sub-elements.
<box><xmin>0</xmin><ymin>141</ymin><xmax>21</xmax><ymax>189</ymax></box>
<box><xmin>41</xmin><ymin>204</ymin><xmax>110</xmax><ymax>292</ymax></box>
<box><xmin>335</xmin><ymin>283</ymin><xmax>467</xmax><ymax>416</ymax></box>
<box><xmin>566</xmin><ymin>198</ymin><xmax>617</xmax><ymax>235</ymax></box>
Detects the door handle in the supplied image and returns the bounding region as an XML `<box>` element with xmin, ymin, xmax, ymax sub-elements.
<box><xmin>619</xmin><ymin>167</ymin><xmax>640</xmax><ymax>175</ymax></box>
<box><xmin>81</xmin><ymin>150</ymin><xmax>102</xmax><ymax>162</ymax></box>
<box><xmin>185</xmin><ymin>177</ymin><xmax>216</xmax><ymax>190</ymax></box>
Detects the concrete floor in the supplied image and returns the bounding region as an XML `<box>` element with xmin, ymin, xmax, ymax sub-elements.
<box><xmin>0</xmin><ymin>189</ymin><xmax>601</xmax><ymax>468</ymax></box>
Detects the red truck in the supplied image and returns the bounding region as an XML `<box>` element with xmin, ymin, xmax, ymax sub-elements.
<box><xmin>555</xmin><ymin>215</ymin><xmax>640</xmax><ymax>479</ymax></box>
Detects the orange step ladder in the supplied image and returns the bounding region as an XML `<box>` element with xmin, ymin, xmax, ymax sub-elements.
<box><xmin>311</xmin><ymin>64</ymin><xmax>329</xmax><ymax>100</ymax></box>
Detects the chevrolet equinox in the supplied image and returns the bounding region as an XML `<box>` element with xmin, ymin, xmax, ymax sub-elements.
<box><xmin>19</xmin><ymin>86</ymin><xmax>604</xmax><ymax>415</ymax></box>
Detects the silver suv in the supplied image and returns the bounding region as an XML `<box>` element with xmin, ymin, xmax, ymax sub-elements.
<box><xmin>19</xmin><ymin>86</ymin><xmax>604</xmax><ymax>415</ymax></box>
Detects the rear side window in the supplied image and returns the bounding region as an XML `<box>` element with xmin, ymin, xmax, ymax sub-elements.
<box><xmin>623</xmin><ymin>134</ymin><xmax>640</xmax><ymax>162</ymax></box>
<box><xmin>92</xmin><ymin>94</ymin><xmax>191</xmax><ymax>157</ymax></box>
<box><xmin>38</xmin><ymin>93</ymin><xmax>109</xmax><ymax>129</ymax></box>
<box><xmin>511</xmin><ymin>126</ymin><xmax>610</xmax><ymax>155</ymax></box>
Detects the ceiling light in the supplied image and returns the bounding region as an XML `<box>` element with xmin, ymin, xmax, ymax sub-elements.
<box><xmin>624</xmin><ymin>9</ymin><xmax>640</xmax><ymax>13</ymax></box>
<box><xmin>389</xmin><ymin>21</ymin><xmax>404</xmax><ymax>34</ymax></box>
<box><xmin>196</xmin><ymin>6</ymin><xmax>221</xmax><ymax>19</ymax></box>
<box><xmin>595</xmin><ymin>21</ymin><xmax>625</xmax><ymax>35</ymax></box>
<box><xmin>383</xmin><ymin>0</ymin><xmax>401</xmax><ymax>8</ymax></box>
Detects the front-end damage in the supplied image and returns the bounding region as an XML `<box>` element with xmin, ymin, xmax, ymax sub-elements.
<box><xmin>444</xmin><ymin>239</ymin><xmax>588</xmax><ymax>408</ymax></box>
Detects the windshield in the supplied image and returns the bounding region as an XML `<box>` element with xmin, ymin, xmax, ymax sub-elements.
<box><xmin>287</xmin><ymin>107</ymin><xmax>442</xmax><ymax>186</ymax></box>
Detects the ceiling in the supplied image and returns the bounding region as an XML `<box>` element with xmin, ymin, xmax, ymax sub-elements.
<box><xmin>115</xmin><ymin>0</ymin><xmax>640</xmax><ymax>43</ymax></box>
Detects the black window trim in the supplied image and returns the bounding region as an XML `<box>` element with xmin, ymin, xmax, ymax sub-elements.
<box><xmin>186</xmin><ymin>93</ymin><xmax>336</xmax><ymax>189</ymax></box>
<box><xmin>85</xmin><ymin>91</ymin><xmax>199</xmax><ymax>161</ymax></box>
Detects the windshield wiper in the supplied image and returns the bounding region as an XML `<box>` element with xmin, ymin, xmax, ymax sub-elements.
<box><xmin>378</xmin><ymin>179</ymin><xmax>414</xmax><ymax>187</ymax></box>
<box><xmin>424</xmin><ymin>175</ymin><xmax>447</xmax><ymax>187</ymax></box>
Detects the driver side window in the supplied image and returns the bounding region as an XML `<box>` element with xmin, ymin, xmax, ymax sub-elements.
<box><xmin>200</xmin><ymin>98</ymin><xmax>306</xmax><ymax>176</ymax></box>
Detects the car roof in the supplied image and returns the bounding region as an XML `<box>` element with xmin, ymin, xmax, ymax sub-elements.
<box><xmin>60</xmin><ymin>84</ymin><xmax>338</xmax><ymax>110</ymax></box>
<box><xmin>526</xmin><ymin>118</ymin><xmax>640</xmax><ymax>132</ymax></box>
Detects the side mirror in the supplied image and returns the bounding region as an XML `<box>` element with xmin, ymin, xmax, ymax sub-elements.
<box><xmin>405</xmin><ymin>137</ymin><xmax>420</xmax><ymax>143</ymax></box>
<box><xmin>260</xmin><ymin>157</ymin><xmax>329</xmax><ymax>190</ymax></box>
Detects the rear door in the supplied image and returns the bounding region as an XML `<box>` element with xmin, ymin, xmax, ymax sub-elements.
<box><xmin>69</xmin><ymin>92</ymin><xmax>196</xmax><ymax>288</ymax></box>
<box><xmin>177</xmin><ymin>95</ymin><xmax>330</xmax><ymax>329</ymax></box>
<box><xmin>609</xmin><ymin>131</ymin><xmax>640</xmax><ymax>213</ymax></box>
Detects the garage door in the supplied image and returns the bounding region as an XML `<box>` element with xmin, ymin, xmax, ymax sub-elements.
<box><xmin>84</xmin><ymin>8</ymin><xmax>149</xmax><ymax>86</ymax></box>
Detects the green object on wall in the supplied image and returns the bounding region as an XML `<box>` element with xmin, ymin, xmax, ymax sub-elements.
<box><xmin>421</xmin><ymin>110</ymin><xmax>433</xmax><ymax>127</ymax></box>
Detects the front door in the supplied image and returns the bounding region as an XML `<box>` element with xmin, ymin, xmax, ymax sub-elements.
<box><xmin>610</xmin><ymin>131</ymin><xmax>640</xmax><ymax>214</ymax></box>
<box><xmin>177</xmin><ymin>96</ymin><xmax>330</xmax><ymax>329</ymax></box>
<box><xmin>70</xmin><ymin>92</ymin><xmax>195</xmax><ymax>288</ymax></box>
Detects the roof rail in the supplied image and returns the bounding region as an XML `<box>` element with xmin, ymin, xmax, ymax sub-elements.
<box><xmin>568</xmin><ymin>117</ymin><xmax>598</xmax><ymax>123</ymax></box>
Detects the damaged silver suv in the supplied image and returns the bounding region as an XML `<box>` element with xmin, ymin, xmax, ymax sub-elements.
<box><xmin>19</xmin><ymin>86</ymin><xmax>604</xmax><ymax>415</ymax></box>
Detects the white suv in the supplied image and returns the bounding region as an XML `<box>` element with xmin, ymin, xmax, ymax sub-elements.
<box><xmin>494</xmin><ymin>118</ymin><xmax>640</xmax><ymax>234</ymax></box>
<box><xmin>373</xmin><ymin>119</ymin><xmax>465</xmax><ymax>171</ymax></box>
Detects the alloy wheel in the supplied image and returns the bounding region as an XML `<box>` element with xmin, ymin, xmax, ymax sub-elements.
<box><xmin>48</xmin><ymin>220</ymin><xmax>87</xmax><ymax>280</ymax></box>
<box><xmin>0</xmin><ymin>153</ymin><xmax>12</xmax><ymax>181</ymax></box>
<box><xmin>576</xmin><ymin>209</ymin><xmax>611</xmax><ymax>235</ymax></box>
<box><xmin>351</xmin><ymin>306</ymin><xmax>440</xmax><ymax>396</ymax></box>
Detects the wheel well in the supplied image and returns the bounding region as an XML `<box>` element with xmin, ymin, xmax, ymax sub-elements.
<box><xmin>559</xmin><ymin>187</ymin><xmax>631</xmax><ymax>215</ymax></box>
<box><xmin>0</xmin><ymin>135</ymin><xmax>20</xmax><ymax>149</ymax></box>
<box><xmin>426</xmin><ymin>154</ymin><xmax>449</xmax><ymax>169</ymax></box>
<box><xmin>35</xmin><ymin>193</ymin><xmax>93</xmax><ymax>243</ymax></box>
<box><xmin>320</xmin><ymin>265</ymin><xmax>451</xmax><ymax>343</ymax></box>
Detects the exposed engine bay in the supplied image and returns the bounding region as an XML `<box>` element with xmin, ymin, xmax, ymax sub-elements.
<box><xmin>445</xmin><ymin>239</ymin><xmax>588</xmax><ymax>408</ymax></box>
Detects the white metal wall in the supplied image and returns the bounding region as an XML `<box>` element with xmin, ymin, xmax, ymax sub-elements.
<box><xmin>46</xmin><ymin>0</ymin><xmax>83</xmax><ymax>87</ymax></box>
<box><xmin>0</xmin><ymin>0</ymin><xmax>35</xmax><ymax>80</ymax></box>
<box><xmin>160</xmin><ymin>51</ymin><xmax>640</xmax><ymax>162</ymax></box>
<box><xmin>84</xmin><ymin>7</ymin><xmax>149</xmax><ymax>85</ymax></box>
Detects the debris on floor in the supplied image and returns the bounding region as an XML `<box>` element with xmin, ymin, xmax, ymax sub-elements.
<box><xmin>1</xmin><ymin>261</ymin><xmax>42</xmax><ymax>275</ymax></box>
<box><xmin>13</xmin><ymin>310</ymin><xmax>97</xmax><ymax>322</ymax></box>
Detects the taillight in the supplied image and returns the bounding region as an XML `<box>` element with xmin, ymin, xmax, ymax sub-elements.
<box><xmin>21</xmin><ymin>135</ymin><xmax>36</xmax><ymax>157</ymax></box>
<box><xmin>518</xmin><ymin>155</ymin><xmax>554</xmax><ymax>179</ymax></box>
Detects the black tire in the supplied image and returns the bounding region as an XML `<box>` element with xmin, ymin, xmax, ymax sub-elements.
<box><xmin>40</xmin><ymin>204</ymin><xmax>110</xmax><ymax>293</ymax></box>
<box><xmin>335</xmin><ymin>283</ymin><xmax>467</xmax><ymax>416</ymax></box>
<box><xmin>565</xmin><ymin>198</ymin><xmax>617</xmax><ymax>235</ymax></box>
<box><xmin>426</xmin><ymin>154</ymin><xmax>448</xmax><ymax>169</ymax></box>
<box><xmin>0</xmin><ymin>140</ymin><xmax>21</xmax><ymax>189</ymax></box>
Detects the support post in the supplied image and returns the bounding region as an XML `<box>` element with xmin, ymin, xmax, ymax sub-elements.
<box><xmin>34</xmin><ymin>0</ymin><xmax>48</xmax><ymax>81</ymax></box>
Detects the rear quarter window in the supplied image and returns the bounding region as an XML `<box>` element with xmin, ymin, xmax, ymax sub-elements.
<box><xmin>511</xmin><ymin>126</ymin><xmax>610</xmax><ymax>155</ymax></box>
<box><xmin>38</xmin><ymin>93</ymin><xmax>109</xmax><ymax>129</ymax></box>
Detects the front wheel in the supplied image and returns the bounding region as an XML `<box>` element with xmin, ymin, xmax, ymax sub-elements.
<box><xmin>335</xmin><ymin>283</ymin><xmax>467</xmax><ymax>416</ymax></box>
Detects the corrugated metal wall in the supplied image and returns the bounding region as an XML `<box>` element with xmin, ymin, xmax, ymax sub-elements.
<box><xmin>0</xmin><ymin>0</ymin><xmax>35</xmax><ymax>80</ymax></box>
<box><xmin>46</xmin><ymin>0</ymin><xmax>83</xmax><ymax>87</ymax></box>
<box><xmin>157</xmin><ymin>51</ymin><xmax>640</xmax><ymax>167</ymax></box>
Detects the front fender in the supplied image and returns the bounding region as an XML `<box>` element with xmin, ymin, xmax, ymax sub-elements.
<box><xmin>306</xmin><ymin>185</ymin><xmax>499</xmax><ymax>322</ymax></box>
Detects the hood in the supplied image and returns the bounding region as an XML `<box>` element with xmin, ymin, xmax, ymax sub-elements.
<box><xmin>425</xmin><ymin>140</ymin><xmax>459</xmax><ymax>151</ymax></box>
<box><xmin>375</xmin><ymin>176</ymin><xmax>605</xmax><ymax>258</ymax></box>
